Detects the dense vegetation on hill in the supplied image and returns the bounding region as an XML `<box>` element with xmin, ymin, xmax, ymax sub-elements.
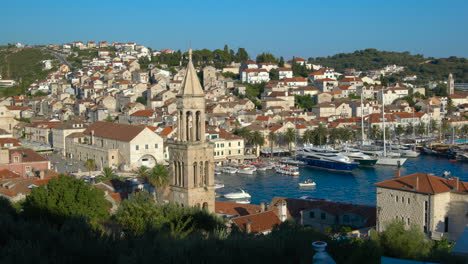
<box><xmin>311</xmin><ymin>48</ymin><xmax>468</xmax><ymax>83</ymax></box>
<box><xmin>0</xmin><ymin>45</ymin><xmax>55</xmax><ymax>96</ymax></box>
<box><xmin>0</xmin><ymin>175</ymin><xmax>464</xmax><ymax>264</ymax></box>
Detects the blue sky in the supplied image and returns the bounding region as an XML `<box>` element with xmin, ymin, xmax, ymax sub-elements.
<box><xmin>1</xmin><ymin>0</ymin><xmax>467</xmax><ymax>59</ymax></box>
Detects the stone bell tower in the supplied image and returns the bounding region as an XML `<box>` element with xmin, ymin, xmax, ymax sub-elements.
<box><xmin>448</xmin><ymin>73</ymin><xmax>454</xmax><ymax>95</ymax></box>
<box><xmin>168</xmin><ymin>49</ymin><xmax>215</xmax><ymax>212</ymax></box>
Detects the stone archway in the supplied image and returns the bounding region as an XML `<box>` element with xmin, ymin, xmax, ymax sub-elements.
<box><xmin>137</xmin><ymin>154</ymin><xmax>157</xmax><ymax>168</ymax></box>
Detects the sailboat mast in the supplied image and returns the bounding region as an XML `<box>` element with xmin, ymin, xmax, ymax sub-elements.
<box><xmin>382</xmin><ymin>89</ymin><xmax>387</xmax><ymax>157</ymax></box>
<box><xmin>361</xmin><ymin>88</ymin><xmax>365</xmax><ymax>143</ymax></box>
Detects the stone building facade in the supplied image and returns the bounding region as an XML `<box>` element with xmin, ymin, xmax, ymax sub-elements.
<box><xmin>65</xmin><ymin>121</ymin><xmax>164</xmax><ymax>170</ymax></box>
<box><xmin>376</xmin><ymin>172</ymin><xmax>468</xmax><ymax>241</ymax></box>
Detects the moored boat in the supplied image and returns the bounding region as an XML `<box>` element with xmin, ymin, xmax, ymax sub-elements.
<box><xmin>224</xmin><ymin>188</ymin><xmax>251</xmax><ymax>199</ymax></box>
<box><xmin>237</xmin><ymin>165</ymin><xmax>256</xmax><ymax>174</ymax></box>
<box><xmin>297</xmin><ymin>145</ymin><xmax>359</xmax><ymax>172</ymax></box>
<box><xmin>298</xmin><ymin>179</ymin><xmax>316</xmax><ymax>187</ymax></box>
<box><xmin>222</xmin><ymin>167</ymin><xmax>238</xmax><ymax>174</ymax></box>
<box><xmin>275</xmin><ymin>165</ymin><xmax>300</xmax><ymax>176</ymax></box>
<box><xmin>339</xmin><ymin>148</ymin><xmax>378</xmax><ymax>166</ymax></box>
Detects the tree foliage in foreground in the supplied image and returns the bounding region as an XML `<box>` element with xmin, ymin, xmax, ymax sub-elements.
<box><xmin>22</xmin><ymin>175</ymin><xmax>110</xmax><ymax>224</ymax></box>
<box><xmin>0</xmin><ymin>196</ymin><xmax>465</xmax><ymax>264</ymax></box>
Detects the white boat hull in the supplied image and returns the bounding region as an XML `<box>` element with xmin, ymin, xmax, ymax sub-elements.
<box><xmin>376</xmin><ymin>157</ymin><xmax>407</xmax><ymax>166</ymax></box>
<box><xmin>299</xmin><ymin>183</ymin><xmax>316</xmax><ymax>187</ymax></box>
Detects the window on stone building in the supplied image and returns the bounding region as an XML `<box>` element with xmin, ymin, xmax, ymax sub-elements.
<box><xmin>155</xmin><ymin>144</ymin><xmax>158</xmax><ymax>149</ymax></box>
<box><xmin>112</xmin><ymin>156</ymin><xmax>114</xmax><ymax>159</ymax></box>
<box><xmin>309</xmin><ymin>211</ymin><xmax>315</xmax><ymax>218</ymax></box>
<box><xmin>396</xmin><ymin>196</ymin><xmax>398</xmax><ymax>202</ymax></box>
<box><xmin>136</xmin><ymin>145</ymin><xmax>139</xmax><ymax>150</ymax></box>
<box><xmin>407</xmin><ymin>198</ymin><xmax>410</xmax><ymax>204</ymax></box>
<box><xmin>321</xmin><ymin>213</ymin><xmax>326</xmax><ymax>220</ymax></box>
<box><xmin>229</xmin><ymin>143</ymin><xmax>231</xmax><ymax>147</ymax></box>
<box><xmin>444</xmin><ymin>217</ymin><xmax>449</xmax><ymax>232</ymax></box>
<box><xmin>145</xmin><ymin>144</ymin><xmax>148</xmax><ymax>150</ymax></box>
<box><xmin>14</xmin><ymin>156</ymin><xmax>19</xmax><ymax>163</ymax></box>
<box><xmin>407</xmin><ymin>218</ymin><xmax>410</xmax><ymax>225</ymax></box>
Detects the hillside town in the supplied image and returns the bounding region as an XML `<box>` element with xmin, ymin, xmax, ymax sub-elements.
<box><xmin>0</xmin><ymin>41</ymin><xmax>467</xmax><ymax>263</ymax></box>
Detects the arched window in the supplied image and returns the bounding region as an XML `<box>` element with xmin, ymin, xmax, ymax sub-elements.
<box><xmin>199</xmin><ymin>161</ymin><xmax>204</xmax><ymax>187</ymax></box>
<box><xmin>202</xmin><ymin>202</ymin><xmax>208</xmax><ymax>210</ymax></box>
<box><xmin>204</xmin><ymin>161</ymin><xmax>209</xmax><ymax>185</ymax></box>
<box><xmin>179</xmin><ymin>162</ymin><xmax>184</xmax><ymax>187</ymax></box>
<box><xmin>193</xmin><ymin>162</ymin><xmax>197</xmax><ymax>186</ymax></box>
<box><xmin>196</xmin><ymin>111</ymin><xmax>201</xmax><ymax>141</ymax></box>
<box><xmin>174</xmin><ymin>161</ymin><xmax>178</xmax><ymax>185</ymax></box>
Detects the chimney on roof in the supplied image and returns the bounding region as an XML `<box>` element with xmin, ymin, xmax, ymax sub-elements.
<box><xmin>414</xmin><ymin>176</ymin><xmax>419</xmax><ymax>191</ymax></box>
<box><xmin>260</xmin><ymin>202</ymin><xmax>267</xmax><ymax>212</ymax></box>
<box><xmin>91</xmin><ymin>130</ymin><xmax>95</xmax><ymax>145</ymax></box>
<box><xmin>245</xmin><ymin>219</ymin><xmax>252</xmax><ymax>233</ymax></box>
<box><xmin>39</xmin><ymin>170</ymin><xmax>45</xmax><ymax>179</ymax></box>
<box><xmin>394</xmin><ymin>169</ymin><xmax>401</xmax><ymax>178</ymax></box>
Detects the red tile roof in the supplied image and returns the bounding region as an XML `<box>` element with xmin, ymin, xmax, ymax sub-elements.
<box><xmin>231</xmin><ymin>210</ymin><xmax>282</xmax><ymax>233</ymax></box>
<box><xmin>215</xmin><ymin>201</ymin><xmax>262</xmax><ymax>216</ymax></box>
<box><xmin>130</xmin><ymin>109</ymin><xmax>156</xmax><ymax>117</ymax></box>
<box><xmin>0</xmin><ymin>138</ymin><xmax>21</xmax><ymax>147</ymax></box>
<box><xmin>375</xmin><ymin>173</ymin><xmax>468</xmax><ymax>194</ymax></box>
<box><xmin>83</xmin><ymin>121</ymin><xmax>147</xmax><ymax>142</ymax></box>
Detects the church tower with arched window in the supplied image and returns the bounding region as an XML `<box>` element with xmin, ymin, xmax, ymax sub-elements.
<box><xmin>168</xmin><ymin>49</ymin><xmax>215</xmax><ymax>212</ymax></box>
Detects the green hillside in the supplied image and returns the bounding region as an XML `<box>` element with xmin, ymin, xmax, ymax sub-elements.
<box><xmin>0</xmin><ymin>45</ymin><xmax>55</xmax><ymax>96</ymax></box>
<box><xmin>311</xmin><ymin>49</ymin><xmax>468</xmax><ymax>83</ymax></box>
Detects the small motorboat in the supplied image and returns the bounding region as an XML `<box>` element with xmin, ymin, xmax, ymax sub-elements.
<box><xmin>214</xmin><ymin>168</ymin><xmax>222</xmax><ymax>175</ymax></box>
<box><xmin>224</xmin><ymin>188</ymin><xmax>251</xmax><ymax>199</ymax></box>
<box><xmin>222</xmin><ymin>167</ymin><xmax>238</xmax><ymax>174</ymax></box>
<box><xmin>214</xmin><ymin>183</ymin><xmax>225</xmax><ymax>189</ymax></box>
<box><xmin>298</xmin><ymin>179</ymin><xmax>316</xmax><ymax>187</ymax></box>
<box><xmin>237</xmin><ymin>165</ymin><xmax>256</xmax><ymax>175</ymax></box>
<box><xmin>275</xmin><ymin>165</ymin><xmax>300</xmax><ymax>176</ymax></box>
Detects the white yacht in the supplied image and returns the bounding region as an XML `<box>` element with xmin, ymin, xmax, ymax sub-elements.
<box><xmin>296</xmin><ymin>145</ymin><xmax>359</xmax><ymax>172</ymax></box>
<box><xmin>339</xmin><ymin>148</ymin><xmax>378</xmax><ymax>166</ymax></box>
<box><xmin>224</xmin><ymin>189</ymin><xmax>251</xmax><ymax>199</ymax></box>
<box><xmin>222</xmin><ymin>167</ymin><xmax>238</xmax><ymax>174</ymax></box>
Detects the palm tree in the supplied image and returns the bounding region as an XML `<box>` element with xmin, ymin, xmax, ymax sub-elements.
<box><xmin>102</xmin><ymin>167</ymin><xmax>116</xmax><ymax>178</ymax></box>
<box><xmin>313</xmin><ymin>124</ymin><xmax>328</xmax><ymax>145</ymax></box>
<box><xmin>302</xmin><ymin>129</ymin><xmax>314</xmax><ymax>145</ymax></box>
<box><xmin>417</xmin><ymin>122</ymin><xmax>426</xmax><ymax>136</ymax></box>
<box><xmin>84</xmin><ymin>159</ymin><xmax>95</xmax><ymax>177</ymax></box>
<box><xmin>430</xmin><ymin>120</ymin><xmax>438</xmax><ymax>135</ymax></box>
<box><xmin>248</xmin><ymin>131</ymin><xmax>265</xmax><ymax>157</ymax></box>
<box><xmin>267</xmin><ymin>131</ymin><xmax>278</xmax><ymax>157</ymax></box>
<box><xmin>284</xmin><ymin>128</ymin><xmax>296</xmax><ymax>154</ymax></box>
<box><xmin>441</xmin><ymin>120</ymin><xmax>451</xmax><ymax>138</ymax></box>
<box><xmin>369</xmin><ymin>125</ymin><xmax>381</xmax><ymax>140</ymax></box>
<box><xmin>135</xmin><ymin>165</ymin><xmax>149</xmax><ymax>180</ymax></box>
<box><xmin>147</xmin><ymin>164</ymin><xmax>170</xmax><ymax>202</ymax></box>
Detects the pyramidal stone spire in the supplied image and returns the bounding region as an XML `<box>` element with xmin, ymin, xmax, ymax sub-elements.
<box><xmin>179</xmin><ymin>49</ymin><xmax>205</xmax><ymax>96</ymax></box>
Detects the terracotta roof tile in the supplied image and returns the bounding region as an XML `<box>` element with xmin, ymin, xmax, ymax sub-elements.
<box><xmin>83</xmin><ymin>121</ymin><xmax>146</xmax><ymax>142</ymax></box>
<box><xmin>375</xmin><ymin>173</ymin><xmax>468</xmax><ymax>194</ymax></box>
<box><xmin>231</xmin><ymin>210</ymin><xmax>282</xmax><ymax>233</ymax></box>
<box><xmin>215</xmin><ymin>201</ymin><xmax>262</xmax><ymax>216</ymax></box>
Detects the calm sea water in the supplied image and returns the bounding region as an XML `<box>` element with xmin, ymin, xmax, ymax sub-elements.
<box><xmin>215</xmin><ymin>155</ymin><xmax>468</xmax><ymax>206</ymax></box>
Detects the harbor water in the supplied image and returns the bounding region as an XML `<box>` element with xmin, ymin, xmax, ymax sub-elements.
<box><xmin>216</xmin><ymin>155</ymin><xmax>468</xmax><ymax>206</ymax></box>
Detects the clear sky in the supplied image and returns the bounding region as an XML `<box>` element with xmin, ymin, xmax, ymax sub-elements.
<box><xmin>2</xmin><ymin>0</ymin><xmax>467</xmax><ymax>59</ymax></box>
